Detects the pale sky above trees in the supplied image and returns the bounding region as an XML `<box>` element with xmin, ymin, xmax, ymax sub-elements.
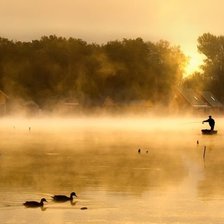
<box><xmin>0</xmin><ymin>0</ymin><xmax>223</xmax><ymax>74</ymax></box>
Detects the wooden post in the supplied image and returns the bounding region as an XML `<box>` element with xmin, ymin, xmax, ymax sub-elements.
<box><xmin>203</xmin><ymin>146</ymin><xmax>206</xmax><ymax>160</ymax></box>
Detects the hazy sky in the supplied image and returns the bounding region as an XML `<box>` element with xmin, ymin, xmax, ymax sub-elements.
<box><xmin>1</xmin><ymin>0</ymin><xmax>223</xmax><ymax>73</ymax></box>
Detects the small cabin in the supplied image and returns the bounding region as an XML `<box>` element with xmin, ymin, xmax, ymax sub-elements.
<box><xmin>200</xmin><ymin>91</ymin><xmax>223</xmax><ymax>111</ymax></box>
<box><xmin>22</xmin><ymin>101</ymin><xmax>40</xmax><ymax>116</ymax></box>
<box><xmin>55</xmin><ymin>99</ymin><xmax>80</xmax><ymax>114</ymax></box>
<box><xmin>174</xmin><ymin>88</ymin><xmax>210</xmax><ymax>113</ymax></box>
<box><xmin>174</xmin><ymin>88</ymin><xmax>224</xmax><ymax>114</ymax></box>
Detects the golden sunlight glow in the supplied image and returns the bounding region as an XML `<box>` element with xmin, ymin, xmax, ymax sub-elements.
<box><xmin>184</xmin><ymin>53</ymin><xmax>204</xmax><ymax>77</ymax></box>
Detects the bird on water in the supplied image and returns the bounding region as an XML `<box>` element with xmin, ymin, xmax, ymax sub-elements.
<box><xmin>23</xmin><ymin>198</ymin><xmax>47</xmax><ymax>208</ymax></box>
<box><xmin>52</xmin><ymin>192</ymin><xmax>77</xmax><ymax>202</ymax></box>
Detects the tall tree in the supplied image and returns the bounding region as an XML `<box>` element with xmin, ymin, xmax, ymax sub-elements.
<box><xmin>197</xmin><ymin>33</ymin><xmax>224</xmax><ymax>100</ymax></box>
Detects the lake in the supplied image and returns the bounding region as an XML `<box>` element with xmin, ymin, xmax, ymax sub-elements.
<box><xmin>0</xmin><ymin>116</ymin><xmax>224</xmax><ymax>224</ymax></box>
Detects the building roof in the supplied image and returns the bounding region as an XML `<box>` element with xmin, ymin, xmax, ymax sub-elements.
<box><xmin>200</xmin><ymin>91</ymin><xmax>223</xmax><ymax>108</ymax></box>
<box><xmin>177</xmin><ymin>88</ymin><xmax>210</xmax><ymax>108</ymax></box>
<box><xmin>0</xmin><ymin>90</ymin><xmax>9</xmax><ymax>99</ymax></box>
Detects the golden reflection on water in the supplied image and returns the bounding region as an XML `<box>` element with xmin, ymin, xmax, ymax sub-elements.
<box><xmin>0</xmin><ymin>117</ymin><xmax>224</xmax><ymax>223</ymax></box>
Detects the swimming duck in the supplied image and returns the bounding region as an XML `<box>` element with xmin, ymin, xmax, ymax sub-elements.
<box><xmin>52</xmin><ymin>192</ymin><xmax>77</xmax><ymax>202</ymax></box>
<box><xmin>23</xmin><ymin>198</ymin><xmax>47</xmax><ymax>208</ymax></box>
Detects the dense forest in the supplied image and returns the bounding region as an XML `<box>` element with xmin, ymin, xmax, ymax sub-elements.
<box><xmin>0</xmin><ymin>33</ymin><xmax>223</xmax><ymax>114</ymax></box>
<box><xmin>0</xmin><ymin>36</ymin><xmax>186</xmax><ymax>113</ymax></box>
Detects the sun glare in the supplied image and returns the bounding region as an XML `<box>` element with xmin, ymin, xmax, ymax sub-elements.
<box><xmin>184</xmin><ymin>53</ymin><xmax>204</xmax><ymax>77</ymax></box>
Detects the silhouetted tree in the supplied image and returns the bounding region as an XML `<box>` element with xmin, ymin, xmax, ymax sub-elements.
<box><xmin>197</xmin><ymin>33</ymin><xmax>224</xmax><ymax>100</ymax></box>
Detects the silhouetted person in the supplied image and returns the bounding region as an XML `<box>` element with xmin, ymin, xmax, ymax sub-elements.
<box><xmin>202</xmin><ymin>115</ymin><xmax>215</xmax><ymax>130</ymax></box>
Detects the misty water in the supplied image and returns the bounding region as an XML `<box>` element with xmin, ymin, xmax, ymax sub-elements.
<box><xmin>0</xmin><ymin>116</ymin><xmax>224</xmax><ymax>224</ymax></box>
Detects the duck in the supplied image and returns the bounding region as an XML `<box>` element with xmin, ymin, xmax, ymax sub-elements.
<box><xmin>52</xmin><ymin>192</ymin><xmax>77</xmax><ymax>202</ymax></box>
<box><xmin>23</xmin><ymin>198</ymin><xmax>47</xmax><ymax>208</ymax></box>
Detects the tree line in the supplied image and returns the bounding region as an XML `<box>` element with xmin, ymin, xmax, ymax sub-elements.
<box><xmin>2</xmin><ymin>33</ymin><xmax>223</xmax><ymax>112</ymax></box>
<box><xmin>0</xmin><ymin>35</ymin><xmax>187</xmax><ymax>111</ymax></box>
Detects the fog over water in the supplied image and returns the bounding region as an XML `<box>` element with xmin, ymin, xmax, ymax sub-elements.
<box><xmin>0</xmin><ymin>116</ymin><xmax>224</xmax><ymax>224</ymax></box>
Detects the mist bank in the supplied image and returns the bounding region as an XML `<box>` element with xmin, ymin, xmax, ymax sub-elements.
<box><xmin>0</xmin><ymin>115</ymin><xmax>216</xmax><ymax>134</ymax></box>
<box><xmin>0</xmin><ymin>115</ymin><xmax>223</xmax><ymax>197</ymax></box>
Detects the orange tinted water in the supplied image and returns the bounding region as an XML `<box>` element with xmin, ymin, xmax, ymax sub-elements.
<box><xmin>0</xmin><ymin>117</ymin><xmax>224</xmax><ymax>223</ymax></box>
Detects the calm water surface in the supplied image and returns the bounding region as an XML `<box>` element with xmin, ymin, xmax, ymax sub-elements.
<box><xmin>0</xmin><ymin>117</ymin><xmax>224</xmax><ymax>224</ymax></box>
